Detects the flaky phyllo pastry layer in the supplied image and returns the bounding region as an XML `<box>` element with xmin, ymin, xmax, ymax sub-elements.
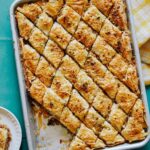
<box><xmin>15</xmin><ymin>0</ymin><xmax>148</xmax><ymax>149</ymax></box>
<box><xmin>0</xmin><ymin>125</ymin><xmax>11</xmax><ymax>150</ymax></box>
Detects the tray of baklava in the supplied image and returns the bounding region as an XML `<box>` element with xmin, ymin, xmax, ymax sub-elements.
<box><xmin>10</xmin><ymin>0</ymin><xmax>150</xmax><ymax>149</ymax></box>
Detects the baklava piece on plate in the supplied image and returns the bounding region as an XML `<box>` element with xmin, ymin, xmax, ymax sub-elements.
<box><xmin>0</xmin><ymin>125</ymin><xmax>11</xmax><ymax>150</ymax></box>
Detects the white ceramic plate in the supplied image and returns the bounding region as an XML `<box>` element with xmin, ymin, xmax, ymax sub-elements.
<box><xmin>0</xmin><ymin>107</ymin><xmax>22</xmax><ymax>150</ymax></box>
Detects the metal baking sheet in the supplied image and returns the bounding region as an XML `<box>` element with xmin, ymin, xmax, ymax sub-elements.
<box><xmin>10</xmin><ymin>0</ymin><xmax>150</xmax><ymax>150</ymax></box>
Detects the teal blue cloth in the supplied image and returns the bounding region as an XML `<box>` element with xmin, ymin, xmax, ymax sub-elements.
<box><xmin>0</xmin><ymin>0</ymin><xmax>149</xmax><ymax>149</ymax></box>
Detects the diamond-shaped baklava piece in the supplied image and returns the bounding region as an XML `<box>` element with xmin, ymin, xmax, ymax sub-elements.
<box><xmin>77</xmin><ymin>124</ymin><xmax>105</xmax><ymax>148</ymax></box>
<box><xmin>93</xmin><ymin>89</ymin><xmax>113</xmax><ymax>117</ymax></box>
<box><xmin>131</xmin><ymin>99</ymin><xmax>147</xmax><ymax>128</ymax></box>
<box><xmin>74</xmin><ymin>21</ymin><xmax>97</xmax><ymax>48</ymax></box>
<box><xmin>35</xmin><ymin>57</ymin><xmax>56</xmax><ymax>87</ymax></box>
<box><xmin>59</xmin><ymin>55</ymin><xmax>80</xmax><ymax>83</ymax></box>
<box><xmin>29</xmin><ymin>27</ymin><xmax>48</xmax><ymax>54</ymax></box>
<box><xmin>121</xmin><ymin>117</ymin><xmax>147</xmax><ymax>143</ymax></box>
<box><xmin>51</xmin><ymin>71</ymin><xmax>72</xmax><ymax>104</ymax></box>
<box><xmin>84</xmin><ymin>107</ymin><xmax>105</xmax><ymax>134</ymax></box>
<box><xmin>119</xmin><ymin>31</ymin><xmax>133</xmax><ymax>62</ymax></box>
<box><xmin>0</xmin><ymin>125</ymin><xmax>11</xmax><ymax>150</ymax></box>
<box><xmin>50</xmin><ymin>23</ymin><xmax>72</xmax><ymax>49</ymax></box>
<box><xmin>68</xmin><ymin>89</ymin><xmax>89</xmax><ymax>121</ymax></box>
<box><xmin>17</xmin><ymin>3</ymin><xmax>42</xmax><ymax>22</ymax></box>
<box><xmin>94</xmin><ymin>138</ymin><xmax>106</xmax><ymax>149</ymax></box>
<box><xmin>108</xmin><ymin>54</ymin><xmax>128</xmax><ymax>79</ymax></box>
<box><xmin>43</xmin><ymin>88</ymin><xmax>65</xmax><ymax>118</ymax></box>
<box><xmin>67</xmin><ymin>39</ymin><xmax>88</xmax><ymax>67</ymax></box>
<box><xmin>29</xmin><ymin>78</ymin><xmax>47</xmax><ymax>104</ymax></box>
<box><xmin>36</xmin><ymin>12</ymin><xmax>53</xmax><ymax>35</ymax></box>
<box><xmin>99</xmin><ymin>121</ymin><xmax>125</xmax><ymax>146</ymax></box>
<box><xmin>116</xmin><ymin>82</ymin><xmax>137</xmax><ymax>113</ymax></box>
<box><xmin>108</xmin><ymin>104</ymin><xmax>127</xmax><ymax>131</ymax></box>
<box><xmin>23</xmin><ymin>58</ymin><xmax>39</xmax><ymax>75</ymax></box>
<box><xmin>100</xmin><ymin>19</ymin><xmax>122</xmax><ymax>49</ymax></box>
<box><xmin>60</xmin><ymin>107</ymin><xmax>81</xmax><ymax>134</ymax></box>
<box><xmin>42</xmin><ymin>0</ymin><xmax>64</xmax><ymax>18</ymax></box>
<box><xmin>100</xmin><ymin>121</ymin><xmax>118</xmax><ymax>141</ymax></box>
<box><xmin>16</xmin><ymin>12</ymin><xmax>34</xmax><ymax>40</ymax></box>
<box><xmin>84</xmin><ymin>53</ymin><xmax>107</xmax><ymax>82</ymax></box>
<box><xmin>65</xmin><ymin>0</ymin><xmax>88</xmax><ymax>15</ymax></box>
<box><xmin>21</xmin><ymin>43</ymin><xmax>40</xmax><ymax>73</ymax></box>
<box><xmin>91</xmin><ymin>0</ymin><xmax>114</xmax><ymax>16</ymax></box>
<box><xmin>24</xmin><ymin>68</ymin><xmax>36</xmax><ymax>89</ymax></box>
<box><xmin>57</xmin><ymin>5</ymin><xmax>81</xmax><ymax>34</ymax></box>
<box><xmin>82</xmin><ymin>5</ymin><xmax>106</xmax><ymax>32</ymax></box>
<box><xmin>92</xmin><ymin>36</ymin><xmax>116</xmax><ymax>65</ymax></box>
<box><xmin>74</xmin><ymin>70</ymin><xmax>98</xmax><ymax>104</ymax></box>
<box><xmin>108</xmin><ymin>0</ymin><xmax>128</xmax><ymax>30</ymax></box>
<box><xmin>69</xmin><ymin>136</ymin><xmax>88</xmax><ymax>150</ymax></box>
<box><xmin>43</xmin><ymin>40</ymin><xmax>64</xmax><ymax>68</ymax></box>
<box><xmin>98</xmin><ymin>71</ymin><xmax>119</xmax><ymax>99</ymax></box>
<box><xmin>21</xmin><ymin>42</ymin><xmax>40</xmax><ymax>60</ymax></box>
<box><xmin>123</xmin><ymin>64</ymin><xmax>139</xmax><ymax>94</ymax></box>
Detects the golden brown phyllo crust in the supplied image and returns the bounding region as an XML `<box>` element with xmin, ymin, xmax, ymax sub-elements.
<box><xmin>0</xmin><ymin>125</ymin><xmax>11</xmax><ymax>150</ymax></box>
<box><xmin>15</xmin><ymin>0</ymin><xmax>148</xmax><ymax>149</ymax></box>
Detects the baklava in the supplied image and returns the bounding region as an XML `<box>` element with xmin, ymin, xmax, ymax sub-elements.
<box><xmin>0</xmin><ymin>125</ymin><xmax>11</xmax><ymax>150</ymax></box>
<box><xmin>16</xmin><ymin>0</ymin><xmax>148</xmax><ymax>149</ymax></box>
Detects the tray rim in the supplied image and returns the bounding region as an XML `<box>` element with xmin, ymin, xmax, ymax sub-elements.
<box><xmin>9</xmin><ymin>0</ymin><xmax>150</xmax><ymax>150</ymax></box>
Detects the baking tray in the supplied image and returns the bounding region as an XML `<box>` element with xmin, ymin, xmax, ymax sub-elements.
<box><xmin>10</xmin><ymin>0</ymin><xmax>150</xmax><ymax>149</ymax></box>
